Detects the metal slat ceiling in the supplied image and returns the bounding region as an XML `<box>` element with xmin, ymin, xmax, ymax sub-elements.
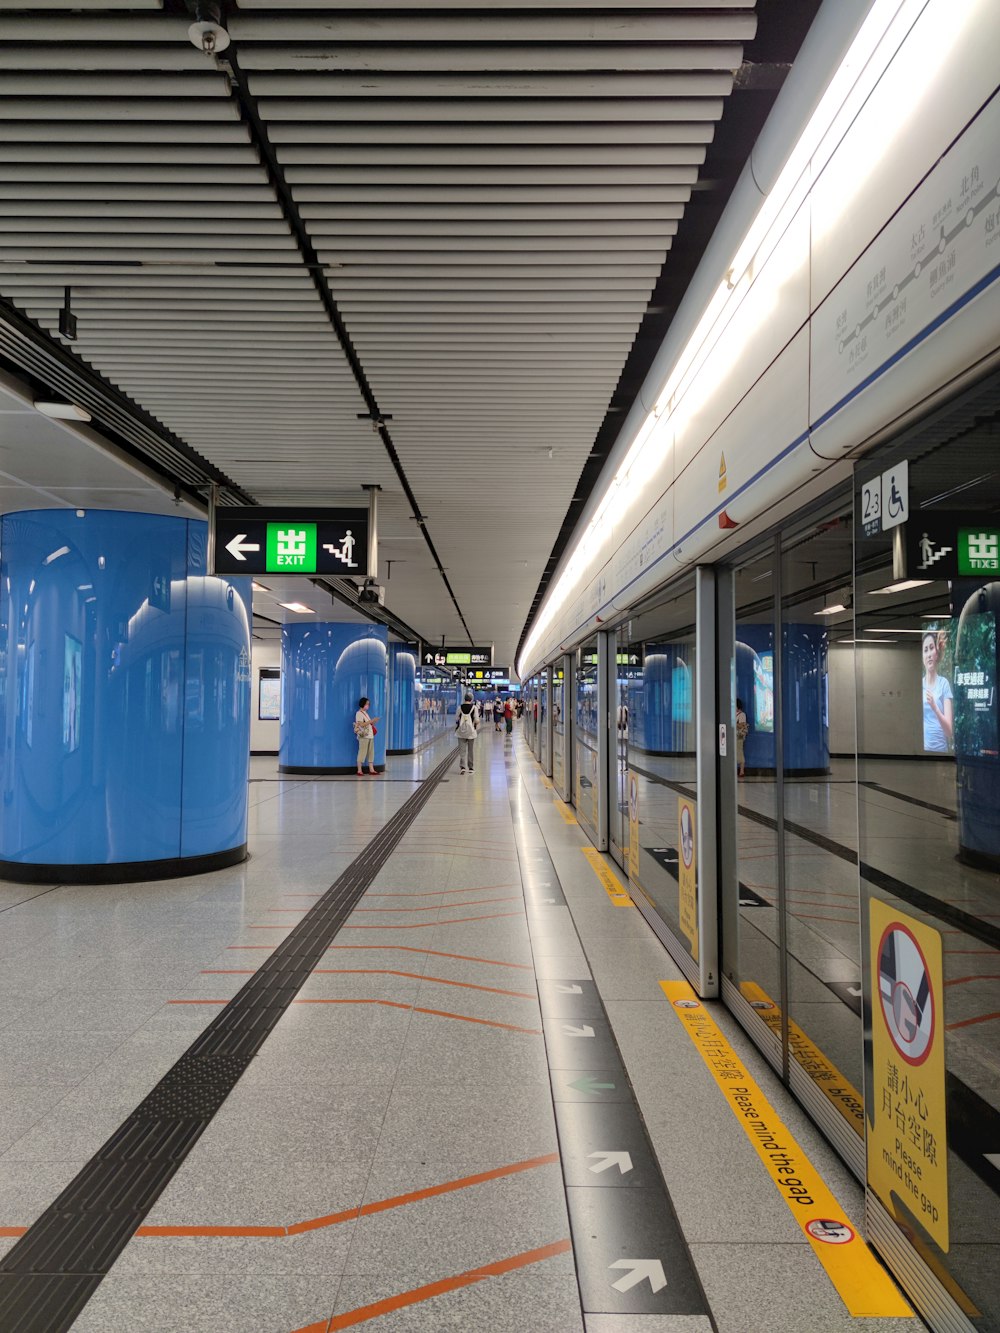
<box><xmin>0</xmin><ymin>2</ymin><xmax>757</xmax><ymax>666</ymax></box>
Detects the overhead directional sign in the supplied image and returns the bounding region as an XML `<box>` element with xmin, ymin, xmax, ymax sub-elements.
<box><xmin>212</xmin><ymin>506</ymin><xmax>370</xmax><ymax>577</ymax></box>
<box><xmin>421</xmin><ymin>646</ymin><xmax>493</xmax><ymax>668</ymax></box>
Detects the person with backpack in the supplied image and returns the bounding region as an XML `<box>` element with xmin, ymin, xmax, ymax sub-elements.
<box><xmin>353</xmin><ymin>696</ymin><xmax>379</xmax><ymax>777</ymax></box>
<box><xmin>455</xmin><ymin>691</ymin><xmax>479</xmax><ymax>773</ymax></box>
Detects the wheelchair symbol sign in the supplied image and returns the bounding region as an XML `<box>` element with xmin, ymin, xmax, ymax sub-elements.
<box><xmin>881</xmin><ymin>460</ymin><xmax>908</xmax><ymax>531</ymax></box>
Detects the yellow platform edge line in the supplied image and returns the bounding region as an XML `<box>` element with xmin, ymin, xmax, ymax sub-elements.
<box><xmin>581</xmin><ymin>847</ymin><xmax>634</xmax><ymax>907</ymax></box>
<box><xmin>659</xmin><ymin>980</ymin><xmax>913</xmax><ymax>1320</ymax></box>
<box><xmin>553</xmin><ymin>798</ymin><xmax>578</xmax><ymax>825</ymax></box>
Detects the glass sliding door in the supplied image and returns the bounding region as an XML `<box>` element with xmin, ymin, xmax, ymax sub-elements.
<box><xmin>552</xmin><ymin>660</ymin><xmax>568</xmax><ymax>798</ymax></box>
<box><xmin>855</xmin><ymin>411</ymin><xmax>1000</xmax><ymax>1325</ymax></box>
<box><xmin>574</xmin><ymin>640</ymin><xmax>600</xmax><ymax>843</ymax></box>
<box><xmin>539</xmin><ymin>667</ymin><xmax>550</xmax><ymax>774</ymax></box>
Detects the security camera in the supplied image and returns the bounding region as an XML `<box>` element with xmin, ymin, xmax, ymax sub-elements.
<box><xmin>358</xmin><ymin>579</ymin><xmax>384</xmax><ymax>606</ymax></box>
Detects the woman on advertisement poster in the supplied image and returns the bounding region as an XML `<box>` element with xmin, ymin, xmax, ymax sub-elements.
<box><xmin>922</xmin><ymin>630</ymin><xmax>954</xmax><ymax>752</ymax></box>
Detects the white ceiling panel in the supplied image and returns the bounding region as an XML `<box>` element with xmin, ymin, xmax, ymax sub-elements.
<box><xmin>0</xmin><ymin>0</ymin><xmax>757</xmax><ymax>668</ymax></box>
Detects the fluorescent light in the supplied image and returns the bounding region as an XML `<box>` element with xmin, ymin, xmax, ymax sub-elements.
<box><xmin>34</xmin><ymin>400</ymin><xmax>91</xmax><ymax>422</ymax></box>
<box><xmin>278</xmin><ymin>601</ymin><xmax>313</xmax><ymax>614</ymax></box>
<box><xmin>252</xmin><ymin>581</ymin><xmax>269</xmax><ymax>593</ymax></box>
<box><xmin>863</xmin><ymin>627</ymin><xmax>924</xmax><ymax>634</ymax></box>
<box><xmin>42</xmin><ymin>546</ymin><xmax>70</xmax><ymax>566</ymax></box>
<box><xmin>869</xmin><ymin>580</ymin><xmax>932</xmax><ymax>595</ymax></box>
<box><xmin>814</xmin><ymin>604</ymin><xmax>847</xmax><ymax>616</ymax></box>
<box><xmin>840</xmin><ymin>638</ymin><xmax>897</xmax><ymax>644</ymax></box>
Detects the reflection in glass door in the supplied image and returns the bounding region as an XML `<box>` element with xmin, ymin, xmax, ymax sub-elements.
<box><xmin>574</xmin><ymin>641</ymin><xmax>600</xmax><ymax>843</ymax></box>
<box><xmin>551</xmin><ymin>660</ymin><xmax>567</xmax><ymax>798</ymax></box>
<box><xmin>609</xmin><ymin>626</ymin><xmax>630</xmax><ymax>868</ymax></box>
<box><xmin>721</xmin><ymin>502</ymin><xmax>863</xmax><ymax>1172</ymax></box>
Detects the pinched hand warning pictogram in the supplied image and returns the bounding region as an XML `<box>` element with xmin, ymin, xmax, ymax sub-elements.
<box><xmin>877</xmin><ymin>922</ymin><xmax>935</xmax><ymax>1066</ymax></box>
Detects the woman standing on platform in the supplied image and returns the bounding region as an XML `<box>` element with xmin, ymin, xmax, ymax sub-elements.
<box><xmin>504</xmin><ymin>697</ymin><xmax>513</xmax><ymax>736</ymax></box>
<box><xmin>354</xmin><ymin>696</ymin><xmax>379</xmax><ymax>777</ymax></box>
<box><xmin>456</xmin><ymin>691</ymin><xmax>479</xmax><ymax>774</ymax></box>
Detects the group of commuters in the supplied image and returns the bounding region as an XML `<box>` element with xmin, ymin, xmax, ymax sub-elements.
<box><xmin>353</xmin><ymin>692</ymin><xmax>522</xmax><ymax>776</ymax></box>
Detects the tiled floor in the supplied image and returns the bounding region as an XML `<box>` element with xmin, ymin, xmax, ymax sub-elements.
<box><xmin>0</xmin><ymin>731</ymin><xmax>925</xmax><ymax>1331</ymax></box>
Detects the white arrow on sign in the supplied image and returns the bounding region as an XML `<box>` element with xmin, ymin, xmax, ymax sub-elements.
<box><xmin>561</xmin><ymin>1023</ymin><xmax>595</xmax><ymax>1038</ymax></box>
<box><xmin>225</xmin><ymin>533</ymin><xmax>260</xmax><ymax>563</ymax></box>
<box><xmin>588</xmin><ymin>1150</ymin><xmax>633</xmax><ymax>1175</ymax></box>
<box><xmin>609</xmin><ymin>1259</ymin><xmax>667</xmax><ymax>1294</ymax></box>
<box><xmin>555</xmin><ymin>984</ymin><xmax>583</xmax><ymax>994</ymax></box>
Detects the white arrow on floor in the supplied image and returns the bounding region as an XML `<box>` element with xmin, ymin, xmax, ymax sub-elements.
<box><xmin>225</xmin><ymin>533</ymin><xmax>260</xmax><ymax>562</ymax></box>
<box><xmin>561</xmin><ymin>1023</ymin><xmax>595</xmax><ymax>1038</ymax></box>
<box><xmin>554</xmin><ymin>984</ymin><xmax>582</xmax><ymax>994</ymax></box>
<box><xmin>609</xmin><ymin>1259</ymin><xmax>667</xmax><ymax>1293</ymax></box>
<box><xmin>588</xmin><ymin>1150</ymin><xmax>633</xmax><ymax>1175</ymax></box>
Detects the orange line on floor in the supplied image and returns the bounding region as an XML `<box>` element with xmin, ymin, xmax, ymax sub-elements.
<box><xmin>201</xmin><ymin>967</ymin><xmax>534</xmax><ymax>999</ymax></box>
<box><xmin>342</xmin><ymin>911</ymin><xmax>523</xmax><ymax>930</ymax></box>
<box><xmin>128</xmin><ymin>1154</ymin><xmax>561</xmax><ymax>1241</ymax></box>
<box><xmin>0</xmin><ymin>1227</ymin><xmax>26</xmax><ymax>1238</ymax></box>
<box><xmin>365</xmin><ymin>885</ymin><xmax>516</xmax><ymax>896</ymax></box>
<box><xmin>328</xmin><ymin>945</ymin><xmax>534</xmax><ymax>969</ymax></box>
<box><xmin>168</xmin><ymin>997</ymin><xmax>542</xmax><ymax>1034</ymax></box>
<box><xmin>353</xmin><ymin>897</ymin><xmax>520</xmax><ymax>912</ymax></box>
<box><xmin>225</xmin><ymin>944</ymin><xmax>534</xmax><ymax>969</ymax></box>
<box><xmin>946</xmin><ymin>1011</ymin><xmax>1000</xmax><ymax>1030</ymax></box>
<box><xmin>289</xmin><ymin>1238</ymin><xmax>573</xmax><ymax>1333</ymax></box>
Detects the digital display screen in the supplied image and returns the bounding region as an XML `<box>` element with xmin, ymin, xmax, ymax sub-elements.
<box><xmin>753</xmin><ymin>653</ymin><xmax>774</xmax><ymax>733</ymax></box>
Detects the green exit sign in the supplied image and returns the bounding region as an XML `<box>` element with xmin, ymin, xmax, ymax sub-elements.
<box><xmin>958</xmin><ymin>528</ymin><xmax>1000</xmax><ymax>575</ymax></box>
<box><xmin>266</xmin><ymin>523</ymin><xmax>317</xmax><ymax>572</ymax></box>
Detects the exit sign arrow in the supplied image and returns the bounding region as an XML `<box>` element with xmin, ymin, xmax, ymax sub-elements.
<box><xmin>609</xmin><ymin>1258</ymin><xmax>667</xmax><ymax>1294</ymax></box>
<box><xmin>225</xmin><ymin>533</ymin><xmax>260</xmax><ymax>562</ymax></box>
<box><xmin>569</xmin><ymin>1075</ymin><xmax>616</xmax><ymax>1094</ymax></box>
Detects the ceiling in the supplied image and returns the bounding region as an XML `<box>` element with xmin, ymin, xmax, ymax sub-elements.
<box><xmin>0</xmin><ymin>0</ymin><xmax>772</xmax><ymax>671</ymax></box>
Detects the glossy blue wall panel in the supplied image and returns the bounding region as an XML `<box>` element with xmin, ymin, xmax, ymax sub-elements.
<box><xmin>388</xmin><ymin>643</ymin><xmax>416</xmax><ymax>752</ymax></box>
<box><xmin>280</xmin><ymin>623</ymin><xmax>388</xmax><ymax>770</ymax></box>
<box><xmin>736</xmin><ymin>624</ymin><xmax>829</xmax><ymax>772</ymax></box>
<box><xmin>0</xmin><ymin>510</ymin><xmax>251</xmax><ymax>869</ymax></box>
<box><xmin>180</xmin><ymin>523</ymin><xmax>252</xmax><ymax>857</ymax></box>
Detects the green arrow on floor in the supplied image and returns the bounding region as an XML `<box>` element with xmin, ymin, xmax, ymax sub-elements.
<box><xmin>570</xmin><ymin>1075</ymin><xmax>616</xmax><ymax>1094</ymax></box>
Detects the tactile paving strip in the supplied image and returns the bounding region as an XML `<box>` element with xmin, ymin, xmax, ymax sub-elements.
<box><xmin>0</xmin><ymin>747</ymin><xmax>457</xmax><ymax>1333</ymax></box>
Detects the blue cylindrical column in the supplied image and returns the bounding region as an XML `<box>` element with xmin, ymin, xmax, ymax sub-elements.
<box><xmin>0</xmin><ymin>509</ymin><xmax>251</xmax><ymax>882</ymax></box>
<box><xmin>736</xmin><ymin>624</ymin><xmax>829</xmax><ymax>774</ymax></box>
<box><xmin>279</xmin><ymin>623</ymin><xmax>388</xmax><ymax>772</ymax></box>
<box><xmin>387</xmin><ymin>642</ymin><xmax>416</xmax><ymax>754</ymax></box>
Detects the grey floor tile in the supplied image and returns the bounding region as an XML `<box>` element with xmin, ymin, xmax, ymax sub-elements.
<box><xmin>690</xmin><ymin>1242</ymin><xmax>918</xmax><ymax>1333</ymax></box>
<box><xmin>373</xmin><ymin>1080</ymin><xmax>558</xmax><ymax>1164</ymax></box>
<box><xmin>67</xmin><ymin>1273</ymin><xmax>340</xmax><ymax>1333</ymax></box>
<box><xmin>344</xmin><ymin>1159</ymin><xmax>573</xmax><ymax>1278</ymax></box>
<box><xmin>331</xmin><ymin>1270</ymin><xmax>583</xmax><ymax>1333</ymax></box>
<box><xmin>0</xmin><ymin>1158</ymin><xmax>90</xmax><ymax>1229</ymax></box>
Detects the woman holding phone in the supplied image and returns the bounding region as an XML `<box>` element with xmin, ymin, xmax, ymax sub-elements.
<box><xmin>354</xmin><ymin>696</ymin><xmax>380</xmax><ymax>776</ymax></box>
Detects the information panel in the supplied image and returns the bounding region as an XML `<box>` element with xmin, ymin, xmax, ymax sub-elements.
<box><xmin>213</xmin><ymin>506</ymin><xmax>370</xmax><ymax>577</ymax></box>
<box><xmin>421</xmin><ymin>647</ymin><xmax>492</xmax><ymax>668</ymax></box>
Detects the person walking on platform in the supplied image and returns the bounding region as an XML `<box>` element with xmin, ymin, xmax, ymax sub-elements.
<box><xmin>504</xmin><ymin>697</ymin><xmax>513</xmax><ymax>736</ymax></box>
<box><xmin>735</xmin><ymin>697</ymin><xmax>749</xmax><ymax>780</ymax></box>
<box><xmin>354</xmin><ymin>696</ymin><xmax>379</xmax><ymax>777</ymax></box>
<box><xmin>455</xmin><ymin>691</ymin><xmax>479</xmax><ymax>773</ymax></box>
<box><xmin>493</xmin><ymin>694</ymin><xmax>504</xmax><ymax>732</ymax></box>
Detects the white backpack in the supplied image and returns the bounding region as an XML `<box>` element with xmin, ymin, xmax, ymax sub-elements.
<box><xmin>457</xmin><ymin>706</ymin><xmax>478</xmax><ymax>740</ymax></box>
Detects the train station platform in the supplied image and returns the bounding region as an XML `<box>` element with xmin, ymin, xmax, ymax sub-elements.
<box><xmin>0</xmin><ymin>725</ymin><xmax>920</xmax><ymax>1333</ymax></box>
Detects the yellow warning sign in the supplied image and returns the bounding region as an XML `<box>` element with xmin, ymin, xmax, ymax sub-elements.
<box><xmin>740</xmin><ymin>982</ymin><xmax>863</xmax><ymax>1140</ymax></box>
<box><xmin>718</xmin><ymin>452</ymin><xmax>727</xmax><ymax>492</ymax></box>
<box><xmin>868</xmin><ymin>898</ymin><xmax>949</xmax><ymax>1253</ymax></box>
<box><xmin>627</xmin><ymin>771</ymin><xmax>640</xmax><ymax>882</ymax></box>
<box><xmin>661</xmin><ymin>981</ymin><xmax>913</xmax><ymax>1318</ymax></box>
<box><xmin>677</xmin><ymin>796</ymin><xmax>698</xmax><ymax>962</ymax></box>
<box><xmin>582</xmin><ymin>847</ymin><xmax>633</xmax><ymax>907</ymax></box>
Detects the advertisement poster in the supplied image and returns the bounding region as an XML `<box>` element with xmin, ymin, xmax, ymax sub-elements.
<box><xmin>951</xmin><ymin>591</ymin><xmax>998</xmax><ymax>759</ymax></box>
<box><xmin>921</xmin><ymin>621</ymin><xmax>955</xmax><ymax>754</ymax></box>
<box><xmin>62</xmin><ymin>634</ymin><xmax>82</xmax><ymax>752</ymax></box>
<box><xmin>671</xmin><ymin>658</ymin><xmax>692</xmax><ymax>723</ymax></box>
<box><xmin>754</xmin><ymin>652</ymin><xmax>774</xmax><ymax>733</ymax></box>
<box><xmin>627</xmin><ymin>771</ymin><xmax>640</xmax><ymax>881</ymax></box>
<box><xmin>258</xmin><ymin>670</ymin><xmax>281</xmax><ymax>721</ymax></box>
<box><xmin>677</xmin><ymin>797</ymin><xmax>698</xmax><ymax>961</ymax></box>
<box><xmin>868</xmin><ymin>898</ymin><xmax>948</xmax><ymax>1253</ymax></box>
